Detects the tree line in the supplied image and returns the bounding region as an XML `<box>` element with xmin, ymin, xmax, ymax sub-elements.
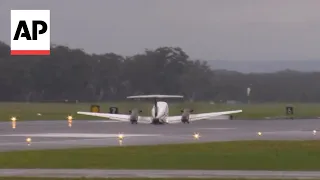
<box><xmin>1</xmin><ymin>41</ymin><xmax>320</xmax><ymax>103</ymax></box>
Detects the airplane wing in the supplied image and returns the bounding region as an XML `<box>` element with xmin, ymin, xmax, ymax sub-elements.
<box><xmin>127</xmin><ymin>94</ymin><xmax>183</xmax><ymax>99</ymax></box>
<box><xmin>77</xmin><ymin>112</ymin><xmax>152</xmax><ymax>124</ymax></box>
<box><xmin>166</xmin><ymin>110</ymin><xmax>243</xmax><ymax>124</ymax></box>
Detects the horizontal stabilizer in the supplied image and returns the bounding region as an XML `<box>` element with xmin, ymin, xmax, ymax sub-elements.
<box><xmin>127</xmin><ymin>94</ymin><xmax>184</xmax><ymax>99</ymax></box>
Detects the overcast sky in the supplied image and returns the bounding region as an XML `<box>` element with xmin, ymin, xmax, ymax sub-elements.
<box><xmin>1</xmin><ymin>0</ymin><xmax>320</xmax><ymax>61</ymax></box>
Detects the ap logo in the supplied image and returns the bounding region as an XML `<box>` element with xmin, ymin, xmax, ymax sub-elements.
<box><xmin>11</xmin><ymin>10</ymin><xmax>50</xmax><ymax>55</ymax></box>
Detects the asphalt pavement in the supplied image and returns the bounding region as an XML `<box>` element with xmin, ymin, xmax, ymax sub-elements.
<box><xmin>0</xmin><ymin>118</ymin><xmax>320</xmax><ymax>178</ymax></box>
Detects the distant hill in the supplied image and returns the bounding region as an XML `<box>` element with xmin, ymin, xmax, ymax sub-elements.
<box><xmin>204</xmin><ymin>60</ymin><xmax>320</xmax><ymax>73</ymax></box>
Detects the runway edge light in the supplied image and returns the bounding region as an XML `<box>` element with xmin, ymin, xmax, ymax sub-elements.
<box><xmin>118</xmin><ymin>133</ymin><xmax>124</xmax><ymax>146</ymax></box>
<box><xmin>257</xmin><ymin>132</ymin><xmax>262</xmax><ymax>136</ymax></box>
<box><xmin>67</xmin><ymin>115</ymin><xmax>73</xmax><ymax>127</ymax></box>
<box><xmin>193</xmin><ymin>132</ymin><xmax>200</xmax><ymax>140</ymax></box>
<box><xmin>11</xmin><ymin>116</ymin><xmax>17</xmax><ymax>129</ymax></box>
<box><xmin>26</xmin><ymin>137</ymin><xmax>31</xmax><ymax>146</ymax></box>
<box><xmin>118</xmin><ymin>133</ymin><xmax>124</xmax><ymax>140</ymax></box>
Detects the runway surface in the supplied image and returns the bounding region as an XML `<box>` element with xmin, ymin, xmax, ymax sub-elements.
<box><xmin>1</xmin><ymin>119</ymin><xmax>320</xmax><ymax>178</ymax></box>
<box><xmin>1</xmin><ymin>119</ymin><xmax>320</xmax><ymax>151</ymax></box>
<box><xmin>2</xmin><ymin>169</ymin><xmax>320</xmax><ymax>179</ymax></box>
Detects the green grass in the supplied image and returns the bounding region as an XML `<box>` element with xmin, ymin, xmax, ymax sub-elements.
<box><xmin>1</xmin><ymin>102</ymin><xmax>320</xmax><ymax>121</ymax></box>
<box><xmin>0</xmin><ymin>140</ymin><xmax>320</xmax><ymax>170</ymax></box>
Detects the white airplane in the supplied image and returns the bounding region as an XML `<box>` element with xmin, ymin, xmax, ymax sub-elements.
<box><xmin>77</xmin><ymin>94</ymin><xmax>243</xmax><ymax>125</ymax></box>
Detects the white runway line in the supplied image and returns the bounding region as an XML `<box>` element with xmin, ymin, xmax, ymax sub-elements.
<box><xmin>0</xmin><ymin>138</ymin><xmax>127</xmax><ymax>146</ymax></box>
<box><xmin>197</xmin><ymin>128</ymin><xmax>237</xmax><ymax>130</ymax></box>
<box><xmin>86</xmin><ymin>120</ymin><xmax>121</xmax><ymax>123</ymax></box>
<box><xmin>0</xmin><ymin>133</ymin><xmax>163</xmax><ymax>138</ymax></box>
<box><xmin>0</xmin><ymin>135</ymin><xmax>165</xmax><ymax>146</ymax></box>
<box><xmin>3</xmin><ymin>169</ymin><xmax>320</xmax><ymax>179</ymax></box>
<box><xmin>260</xmin><ymin>130</ymin><xmax>314</xmax><ymax>134</ymax></box>
<box><xmin>0</xmin><ymin>138</ymin><xmax>108</xmax><ymax>146</ymax></box>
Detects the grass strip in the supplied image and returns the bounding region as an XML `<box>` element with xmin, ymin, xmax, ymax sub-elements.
<box><xmin>0</xmin><ymin>140</ymin><xmax>319</xmax><ymax>170</ymax></box>
<box><xmin>1</xmin><ymin>102</ymin><xmax>320</xmax><ymax>120</ymax></box>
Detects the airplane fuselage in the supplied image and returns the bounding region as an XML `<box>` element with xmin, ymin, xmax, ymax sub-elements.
<box><xmin>151</xmin><ymin>101</ymin><xmax>169</xmax><ymax>124</ymax></box>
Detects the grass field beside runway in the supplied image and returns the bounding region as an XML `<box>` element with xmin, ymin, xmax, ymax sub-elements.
<box><xmin>0</xmin><ymin>140</ymin><xmax>320</xmax><ymax>170</ymax></box>
<box><xmin>1</xmin><ymin>102</ymin><xmax>320</xmax><ymax>121</ymax></box>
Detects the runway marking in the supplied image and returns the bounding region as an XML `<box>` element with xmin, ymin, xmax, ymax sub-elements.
<box><xmin>86</xmin><ymin>120</ymin><xmax>121</xmax><ymax>123</ymax></box>
<box><xmin>0</xmin><ymin>134</ymin><xmax>193</xmax><ymax>147</ymax></box>
<box><xmin>261</xmin><ymin>130</ymin><xmax>312</xmax><ymax>134</ymax></box>
<box><xmin>0</xmin><ymin>133</ymin><xmax>162</xmax><ymax>138</ymax></box>
<box><xmin>197</xmin><ymin>128</ymin><xmax>237</xmax><ymax>130</ymax></box>
<box><xmin>0</xmin><ymin>137</ymin><xmax>130</xmax><ymax>146</ymax></box>
<box><xmin>0</xmin><ymin>138</ymin><xmax>105</xmax><ymax>146</ymax></box>
<box><xmin>2</xmin><ymin>169</ymin><xmax>320</xmax><ymax>179</ymax></box>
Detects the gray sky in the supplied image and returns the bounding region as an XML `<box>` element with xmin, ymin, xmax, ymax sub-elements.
<box><xmin>1</xmin><ymin>0</ymin><xmax>320</xmax><ymax>61</ymax></box>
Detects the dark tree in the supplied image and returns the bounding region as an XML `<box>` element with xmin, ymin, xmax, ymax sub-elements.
<box><xmin>0</xmin><ymin>41</ymin><xmax>319</xmax><ymax>103</ymax></box>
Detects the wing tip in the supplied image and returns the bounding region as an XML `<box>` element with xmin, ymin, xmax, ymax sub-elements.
<box><xmin>232</xmin><ymin>110</ymin><xmax>243</xmax><ymax>114</ymax></box>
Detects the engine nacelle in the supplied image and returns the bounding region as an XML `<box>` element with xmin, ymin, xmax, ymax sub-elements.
<box><xmin>181</xmin><ymin>116</ymin><xmax>189</xmax><ymax>123</ymax></box>
<box><xmin>181</xmin><ymin>108</ymin><xmax>193</xmax><ymax>124</ymax></box>
<box><xmin>130</xmin><ymin>119</ymin><xmax>138</xmax><ymax>124</ymax></box>
<box><xmin>129</xmin><ymin>108</ymin><xmax>141</xmax><ymax>124</ymax></box>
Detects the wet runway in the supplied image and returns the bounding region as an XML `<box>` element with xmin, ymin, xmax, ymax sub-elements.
<box><xmin>0</xmin><ymin>119</ymin><xmax>320</xmax><ymax>151</ymax></box>
<box><xmin>2</xmin><ymin>119</ymin><xmax>320</xmax><ymax>179</ymax></box>
<box><xmin>2</xmin><ymin>169</ymin><xmax>320</xmax><ymax>179</ymax></box>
